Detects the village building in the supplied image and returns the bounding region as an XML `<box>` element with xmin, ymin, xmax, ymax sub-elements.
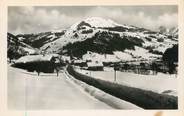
<box><xmin>73</xmin><ymin>59</ymin><xmax>87</xmax><ymax>67</ymax></box>
<box><xmin>87</xmin><ymin>61</ymin><xmax>104</xmax><ymax>71</ymax></box>
<box><xmin>13</xmin><ymin>54</ymin><xmax>60</xmax><ymax>73</ymax></box>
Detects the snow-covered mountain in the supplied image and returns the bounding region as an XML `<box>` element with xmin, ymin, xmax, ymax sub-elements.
<box><xmin>40</xmin><ymin>17</ymin><xmax>177</xmax><ymax>61</ymax></box>
<box><xmin>158</xmin><ymin>26</ymin><xmax>178</xmax><ymax>38</ymax></box>
<box><xmin>71</xmin><ymin>17</ymin><xmax>121</xmax><ymax>28</ymax></box>
<box><xmin>168</xmin><ymin>27</ymin><xmax>178</xmax><ymax>37</ymax></box>
<box><xmin>16</xmin><ymin>31</ymin><xmax>65</xmax><ymax>48</ymax></box>
<box><xmin>7</xmin><ymin>33</ymin><xmax>38</xmax><ymax>60</ymax></box>
<box><xmin>8</xmin><ymin>17</ymin><xmax>178</xmax><ymax>62</ymax></box>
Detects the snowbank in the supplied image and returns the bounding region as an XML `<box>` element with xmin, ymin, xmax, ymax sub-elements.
<box><xmin>67</xmin><ymin>65</ymin><xmax>177</xmax><ymax>109</ymax></box>
<box><xmin>64</xmin><ymin>70</ymin><xmax>143</xmax><ymax>109</ymax></box>
<box><xmin>75</xmin><ymin>68</ymin><xmax>177</xmax><ymax>96</ymax></box>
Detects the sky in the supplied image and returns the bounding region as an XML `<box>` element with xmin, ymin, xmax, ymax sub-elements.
<box><xmin>8</xmin><ymin>6</ymin><xmax>178</xmax><ymax>34</ymax></box>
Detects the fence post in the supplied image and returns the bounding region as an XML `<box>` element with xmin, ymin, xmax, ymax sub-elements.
<box><xmin>114</xmin><ymin>70</ymin><xmax>116</xmax><ymax>82</ymax></box>
<box><xmin>114</xmin><ymin>66</ymin><xmax>118</xmax><ymax>82</ymax></box>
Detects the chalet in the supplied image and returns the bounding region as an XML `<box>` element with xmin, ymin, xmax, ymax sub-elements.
<box><xmin>61</xmin><ymin>55</ymin><xmax>71</xmax><ymax>63</ymax></box>
<box><xmin>73</xmin><ymin>60</ymin><xmax>87</xmax><ymax>67</ymax></box>
<box><xmin>152</xmin><ymin>60</ymin><xmax>169</xmax><ymax>73</ymax></box>
<box><xmin>13</xmin><ymin>54</ymin><xmax>60</xmax><ymax>73</ymax></box>
<box><xmin>87</xmin><ymin>61</ymin><xmax>103</xmax><ymax>71</ymax></box>
<box><xmin>119</xmin><ymin>61</ymin><xmax>151</xmax><ymax>74</ymax></box>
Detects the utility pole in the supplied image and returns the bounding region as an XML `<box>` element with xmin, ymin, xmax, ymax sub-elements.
<box><xmin>89</xmin><ymin>71</ymin><xmax>91</xmax><ymax>76</ymax></box>
<box><xmin>114</xmin><ymin>66</ymin><xmax>118</xmax><ymax>82</ymax></box>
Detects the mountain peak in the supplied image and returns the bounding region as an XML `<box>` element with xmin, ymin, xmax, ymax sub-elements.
<box><xmin>70</xmin><ymin>17</ymin><xmax>120</xmax><ymax>30</ymax></box>
<box><xmin>83</xmin><ymin>17</ymin><xmax>119</xmax><ymax>27</ymax></box>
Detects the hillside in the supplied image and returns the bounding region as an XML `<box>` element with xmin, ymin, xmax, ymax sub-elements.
<box><xmin>40</xmin><ymin>17</ymin><xmax>177</xmax><ymax>61</ymax></box>
<box><xmin>8</xmin><ymin>17</ymin><xmax>178</xmax><ymax>62</ymax></box>
<box><xmin>7</xmin><ymin>33</ymin><xmax>37</xmax><ymax>60</ymax></box>
<box><xmin>16</xmin><ymin>31</ymin><xmax>65</xmax><ymax>48</ymax></box>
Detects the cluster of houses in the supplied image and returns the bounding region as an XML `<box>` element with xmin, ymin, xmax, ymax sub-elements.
<box><xmin>72</xmin><ymin>58</ymin><xmax>177</xmax><ymax>75</ymax></box>
<box><xmin>11</xmin><ymin>51</ymin><xmax>178</xmax><ymax>75</ymax></box>
<box><xmin>72</xmin><ymin>60</ymin><xmax>104</xmax><ymax>71</ymax></box>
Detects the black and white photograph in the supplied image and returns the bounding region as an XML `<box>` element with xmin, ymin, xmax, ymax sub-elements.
<box><xmin>7</xmin><ymin>6</ymin><xmax>178</xmax><ymax>110</ymax></box>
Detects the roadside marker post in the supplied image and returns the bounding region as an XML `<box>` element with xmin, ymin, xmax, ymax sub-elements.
<box><xmin>114</xmin><ymin>66</ymin><xmax>118</xmax><ymax>82</ymax></box>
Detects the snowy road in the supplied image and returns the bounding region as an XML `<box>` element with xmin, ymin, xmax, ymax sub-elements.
<box><xmin>8</xmin><ymin>66</ymin><xmax>112</xmax><ymax>110</ymax></box>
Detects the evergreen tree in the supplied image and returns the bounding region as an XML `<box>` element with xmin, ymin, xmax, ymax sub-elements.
<box><xmin>162</xmin><ymin>44</ymin><xmax>178</xmax><ymax>74</ymax></box>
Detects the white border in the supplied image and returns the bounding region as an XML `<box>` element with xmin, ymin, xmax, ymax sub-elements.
<box><xmin>0</xmin><ymin>0</ymin><xmax>183</xmax><ymax>116</ymax></box>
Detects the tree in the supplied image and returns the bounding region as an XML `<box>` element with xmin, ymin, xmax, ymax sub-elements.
<box><xmin>162</xmin><ymin>44</ymin><xmax>178</xmax><ymax>74</ymax></box>
<box><xmin>151</xmin><ymin>62</ymin><xmax>158</xmax><ymax>75</ymax></box>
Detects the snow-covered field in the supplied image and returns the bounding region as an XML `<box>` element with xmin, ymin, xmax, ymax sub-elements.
<box><xmin>8</xmin><ymin>66</ymin><xmax>113</xmax><ymax>110</ymax></box>
<box><xmin>75</xmin><ymin>68</ymin><xmax>177</xmax><ymax>96</ymax></box>
<box><xmin>82</xmin><ymin>47</ymin><xmax>161</xmax><ymax>63</ymax></box>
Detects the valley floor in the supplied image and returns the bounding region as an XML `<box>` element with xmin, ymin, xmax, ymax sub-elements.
<box><xmin>8</xmin><ymin>66</ymin><xmax>113</xmax><ymax>110</ymax></box>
